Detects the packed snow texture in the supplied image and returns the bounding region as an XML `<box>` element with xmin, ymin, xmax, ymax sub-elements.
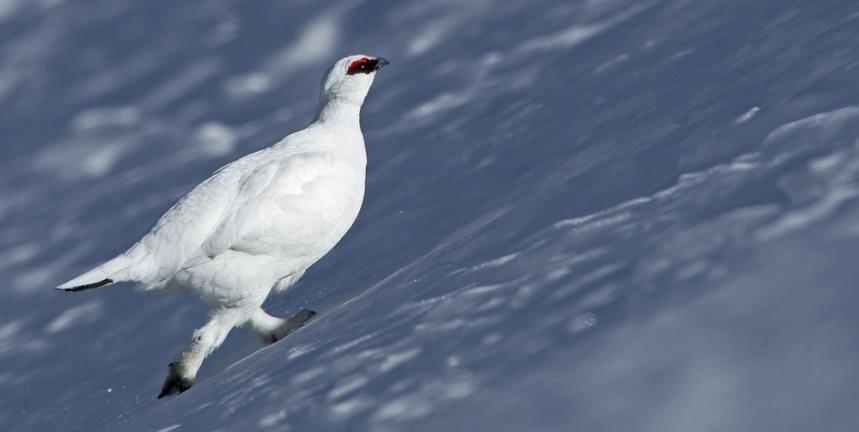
<box><xmin>2</xmin><ymin>0</ymin><xmax>859</xmax><ymax>430</ymax></box>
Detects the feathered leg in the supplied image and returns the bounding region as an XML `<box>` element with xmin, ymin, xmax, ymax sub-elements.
<box><xmin>248</xmin><ymin>308</ymin><xmax>316</xmax><ymax>345</ymax></box>
<box><xmin>159</xmin><ymin>309</ymin><xmax>242</xmax><ymax>398</ymax></box>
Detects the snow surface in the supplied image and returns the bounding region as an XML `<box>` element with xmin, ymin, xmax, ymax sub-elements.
<box><xmin>3</xmin><ymin>0</ymin><xmax>859</xmax><ymax>430</ymax></box>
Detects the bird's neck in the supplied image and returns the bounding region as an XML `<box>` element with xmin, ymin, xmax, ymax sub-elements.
<box><xmin>312</xmin><ymin>96</ymin><xmax>363</xmax><ymax>131</ymax></box>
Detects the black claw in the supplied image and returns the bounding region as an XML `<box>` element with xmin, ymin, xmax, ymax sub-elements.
<box><xmin>158</xmin><ymin>371</ymin><xmax>194</xmax><ymax>399</ymax></box>
<box><xmin>288</xmin><ymin>309</ymin><xmax>317</xmax><ymax>329</ymax></box>
<box><xmin>263</xmin><ymin>332</ymin><xmax>278</xmax><ymax>344</ymax></box>
<box><xmin>295</xmin><ymin>309</ymin><xmax>317</xmax><ymax>321</ymax></box>
<box><xmin>260</xmin><ymin>309</ymin><xmax>319</xmax><ymax>345</ymax></box>
<box><xmin>264</xmin><ymin>309</ymin><xmax>318</xmax><ymax>344</ymax></box>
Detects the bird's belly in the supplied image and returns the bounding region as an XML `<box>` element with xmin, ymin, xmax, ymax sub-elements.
<box><xmin>172</xmin><ymin>253</ymin><xmax>291</xmax><ymax>308</ymax></box>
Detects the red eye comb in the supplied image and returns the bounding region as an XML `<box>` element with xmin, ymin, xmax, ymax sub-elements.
<box><xmin>347</xmin><ymin>57</ymin><xmax>371</xmax><ymax>75</ymax></box>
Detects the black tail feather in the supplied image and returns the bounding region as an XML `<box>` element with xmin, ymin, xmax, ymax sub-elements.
<box><xmin>60</xmin><ymin>278</ymin><xmax>114</xmax><ymax>292</ymax></box>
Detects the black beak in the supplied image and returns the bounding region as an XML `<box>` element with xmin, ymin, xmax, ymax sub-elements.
<box><xmin>373</xmin><ymin>57</ymin><xmax>390</xmax><ymax>71</ymax></box>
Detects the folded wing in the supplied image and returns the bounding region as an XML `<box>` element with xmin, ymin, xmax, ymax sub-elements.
<box><xmin>201</xmin><ymin>152</ymin><xmax>359</xmax><ymax>263</ymax></box>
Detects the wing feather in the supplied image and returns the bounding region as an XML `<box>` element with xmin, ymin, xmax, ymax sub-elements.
<box><xmin>201</xmin><ymin>152</ymin><xmax>348</xmax><ymax>260</ymax></box>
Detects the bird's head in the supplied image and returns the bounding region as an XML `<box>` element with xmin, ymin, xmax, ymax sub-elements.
<box><xmin>320</xmin><ymin>54</ymin><xmax>389</xmax><ymax>106</ymax></box>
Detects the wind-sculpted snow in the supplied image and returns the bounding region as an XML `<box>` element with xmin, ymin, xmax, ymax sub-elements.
<box><xmin>113</xmin><ymin>105</ymin><xmax>859</xmax><ymax>432</ymax></box>
<box><xmin>2</xmin><ymin>0</ymin><xmax>859</xmax><ymax>431</ymax></box>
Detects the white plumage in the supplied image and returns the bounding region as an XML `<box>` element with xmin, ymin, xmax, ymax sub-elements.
<box><xmin>58</xmin><ymin>54</ymin><xmax>388</xmax><ymax>397</ymax></box>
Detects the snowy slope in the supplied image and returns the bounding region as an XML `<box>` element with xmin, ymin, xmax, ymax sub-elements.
<box><xmin>2</xmin><ymin>0</ymin><xmax>859</xmax><ymax>430</ymax></box>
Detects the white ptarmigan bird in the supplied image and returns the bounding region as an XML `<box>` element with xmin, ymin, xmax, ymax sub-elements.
<box><xmin>57</xmin><ymin>54</ymin><xmax>389</xmax><ymax>398</ymax></box>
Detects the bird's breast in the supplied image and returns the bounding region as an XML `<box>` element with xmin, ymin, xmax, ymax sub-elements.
<box><xmin>263</xmin><ymin>161</ymin><xmax>365</xmax><ymax>263</ymax></box>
